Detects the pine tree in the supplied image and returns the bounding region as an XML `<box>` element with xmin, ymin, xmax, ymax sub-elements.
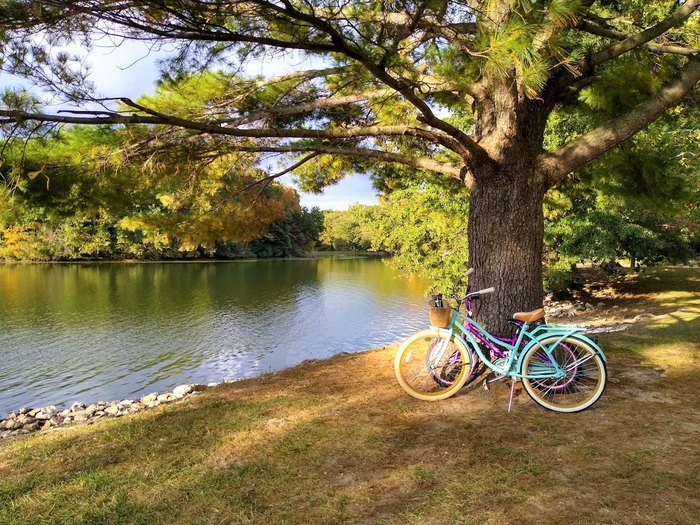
<box><xmin>1</xmin><ymin>0</ymin><xmax>699</xmax><ymax>331</ymax></box>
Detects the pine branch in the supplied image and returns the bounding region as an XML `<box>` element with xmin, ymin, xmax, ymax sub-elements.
<box><xmin>575</xmin><ymin>19</ymin><xmax>699</xmax><ymax>56</ymax></box>
<box><xmin>541</xmin><ymin>54</ymin><xmax>700</xmax><ymax>186</ymax></box>
<box><xmin>233</xmin><ymin>143</ymin><xmax>464</xmax><ymax>179</ymax></box>
<box><xmin>241</xmin><ymin>0</ymin><xmax>494</xmax><ymax>167</ymax></box>
<box><xmin>225</xmin><ymin>90</ymin><xmax>395</xmax><ymax>126</ymax></box>
<box><xmin>584</xmin><ymin>0</ymin><xmax>700</xmax><ymax>70</ymax></box>
<box><xmin>0</xmin><ymin>106</ymin><xmax>465</xmax><ymax>147</ymax></box>
<box><xmin>234</xmin><ymin>152</ymin><xmax>321</xmax><ymax>196</ymax></box>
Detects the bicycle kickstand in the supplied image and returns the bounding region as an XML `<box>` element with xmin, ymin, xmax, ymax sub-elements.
<box><xmin>507</xmin><ymin>378</ymin><xmax>518</xmax><ymax>413</ymax></box>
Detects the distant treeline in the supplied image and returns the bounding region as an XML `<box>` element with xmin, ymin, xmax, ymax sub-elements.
<box><xmin>0</xmin><ymin>206</ymin><xmax>325</xmax><ymax>261</ymax></box>
<box><xmin>0</xmin><ymin>122</ymin><xmax>329</xmax><ymax>261</ymax></box>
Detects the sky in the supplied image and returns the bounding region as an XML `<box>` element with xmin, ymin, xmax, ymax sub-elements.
<box><xmin>1</xmin><ymin>38</ymin><xmax>379</xmax><ymax>210</ymax></box>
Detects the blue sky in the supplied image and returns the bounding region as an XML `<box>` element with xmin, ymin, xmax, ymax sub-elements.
<box><xmin>1</xmin><ymin>39</ymin><xmax>378</xmax><ymax>210</ymax></box>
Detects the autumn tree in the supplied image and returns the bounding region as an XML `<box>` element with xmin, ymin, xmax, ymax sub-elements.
<box><xmin>1</xmin><ymin>0</ymin><xmax>699</xmax><ymax>331</ymax></box>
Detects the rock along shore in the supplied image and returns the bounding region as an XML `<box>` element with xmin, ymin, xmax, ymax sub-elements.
<box><xmin>0</xmin><ymin>381</ymin><xmax>227</xmax><ymax>440</ymax></box>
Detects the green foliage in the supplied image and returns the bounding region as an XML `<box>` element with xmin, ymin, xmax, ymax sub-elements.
<box><xmin>0</xmin><ymin>110</ymin><xmax>321</xmax><ymax>261</ymax></box>
<box><xmin>320</xmin><ymin>204</ymin><xmax>377</xmax><ymax>251</ymax></box>
<box><xmin>544</xmin><ymin>175</ymin><xmax>697</xmax><ymax>291</ymax></box>
<box><xmin>0</xmin><ymin>0</ymin><xmax>698</xmax><ymax>300</ymax></box>
<box><xmin>369</xmin><ymin>182</ymin><xmax>469</xmax><ymax>294</ymax></box>
<box><xmin>318</xmin><ymin>180</ymin><xmax>470</xmax><ymax>293</ymax></box>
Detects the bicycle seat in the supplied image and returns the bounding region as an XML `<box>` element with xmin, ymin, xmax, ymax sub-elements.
<box><xmin>512</xmin><ymin>308</ymin><xmax>545</xmax><ymax>322</ymax></box>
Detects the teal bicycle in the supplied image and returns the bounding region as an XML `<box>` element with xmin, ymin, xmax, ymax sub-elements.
<box><xmin>394</xmin><ymin>269</ymin><xmax>607</xmax><ymax>413</ymax></box>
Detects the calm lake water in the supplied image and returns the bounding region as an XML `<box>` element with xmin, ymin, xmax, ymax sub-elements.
<box><xmin>0</xmin><ymin>256</ymin><xmax>428</xmax><ymax>416</ymax></box>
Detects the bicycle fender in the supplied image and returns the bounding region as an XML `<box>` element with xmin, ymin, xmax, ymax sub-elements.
<box><xmin>565</xmin><ymin>334</ymin><xmax>607</xmax><ymax>362</ymax></box>
<box><xmin>533</xmin><ymin>324</ymin><xmax>608</xmax><ymax>363</ymax></box>
<box><xmin>518</xmin><ymin>332</ymin><xmax>607</xmax><ymax>369</ymax></box>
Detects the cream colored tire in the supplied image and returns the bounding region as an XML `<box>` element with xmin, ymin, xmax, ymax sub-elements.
<box><xmin>394</xmin><ymin>329</ymin><xmax>472</xmax><ymax>401</ymax></box>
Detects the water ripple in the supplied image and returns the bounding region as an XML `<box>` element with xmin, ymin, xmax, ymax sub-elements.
<box><xmin>0</xmin><ymin>259</ymin><xmax>429</xmax><ymax>415</ymax></box>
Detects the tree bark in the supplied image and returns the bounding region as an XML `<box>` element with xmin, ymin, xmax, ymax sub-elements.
<box><xmin>467</xmin><ymin>165</ymin><xmax>547</xmax><ymax>335</ymax></box>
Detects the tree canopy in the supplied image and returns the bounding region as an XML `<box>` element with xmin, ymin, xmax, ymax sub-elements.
<box><xmin>1</xmin><ymin>0</ymin><xmax>698</xmax><ymax>330</ymax></box>
<box><xmin>0</xmin><ymin>1</ymin><xmax>697</xmax><ymax>184</ymax></box>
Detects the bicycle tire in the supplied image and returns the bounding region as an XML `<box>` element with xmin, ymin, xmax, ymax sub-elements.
<box><xmin>394</xmin><ymin>329</ymin><xmax>473</xmax><ymax>401</ymax></box>
<box><xmin>520</xmin><ymin>336</ymin><xmax>607</xmax><ymax>413</ymax></box>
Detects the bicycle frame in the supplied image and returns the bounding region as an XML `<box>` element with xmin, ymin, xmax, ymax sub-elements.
<box><xmin>432</xmin><ymin>304</ymin><xmax>606</xmax><ymax>381</ymax></box>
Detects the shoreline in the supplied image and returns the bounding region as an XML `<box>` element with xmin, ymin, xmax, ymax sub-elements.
<box><xmin>0</xmin><ymin>294</ymin><xmax>680</xmax><ymax>438</ymax></box>
<box><xmin>0</xmin><ymin>380</ymin><xmax>233</xmax><ymax>440</ymax></box>
<box><xmin>0</xmin><ymin>250</ymin><xmax>389</xmax><ymax>265</ymax></box>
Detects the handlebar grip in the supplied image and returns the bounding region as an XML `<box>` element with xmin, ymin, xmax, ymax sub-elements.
<box><xmin>478</xmin><ymin>287</ymin><xmax>495</xmax><ymax>294</ymax></box>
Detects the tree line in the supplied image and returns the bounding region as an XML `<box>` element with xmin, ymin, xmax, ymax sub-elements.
<box><xmin>0</xmin><ymin>112</ymin><xmax>324</xmax><ymax>261</ymax></box>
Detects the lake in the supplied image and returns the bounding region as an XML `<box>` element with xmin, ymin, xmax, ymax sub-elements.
<box><xmin>0</xmin><ymin>256</ymin><xmax>429</xmax><ymax>416</ymax></box>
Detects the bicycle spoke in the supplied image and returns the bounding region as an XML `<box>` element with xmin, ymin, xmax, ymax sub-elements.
<box><xmin>521</xmin><ymin>337</ymin><xmax>606</xmax><ymax>412</ymax></box>
<box><xmin>394</xmin><ymin>332</ymin><xmax>475</xmax><ymax>400</ymax></box>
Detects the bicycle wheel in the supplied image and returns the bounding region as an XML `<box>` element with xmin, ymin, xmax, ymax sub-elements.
<box><xmin>394</xmin><ymin>329</ymin><xmax>473</xmax><ymax>401</ymax></box>
<box><xmin>521</xmin><ymin>336</ymin><xmax>606</xmax><ymax>413</ymax></box>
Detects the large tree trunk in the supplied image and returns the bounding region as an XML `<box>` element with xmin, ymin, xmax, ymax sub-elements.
<box><xmin>467</xmin><ymin>166</ymin><xmax>547</xmax><ymax>335</ymax></box>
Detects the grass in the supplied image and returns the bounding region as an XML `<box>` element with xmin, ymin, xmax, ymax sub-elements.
<box><xmin>0</xmin><ymin>267</ymin><xmax>698</xmax><ymax>524</ymax></box>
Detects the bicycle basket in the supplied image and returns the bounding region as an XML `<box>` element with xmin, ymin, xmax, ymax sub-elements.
<box><xmin>428</xmin><ymin>303</ymin><xmax>453</xmax><ymax>328</ymax></box>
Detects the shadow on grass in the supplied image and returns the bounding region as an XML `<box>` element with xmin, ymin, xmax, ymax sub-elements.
<box><xmin>1</xmin><ymin>268</ymin><xmax>699</xmax><ymax>524</ymax></box>
<box><xmin>2</xmin><ymin>332</ymin><xmax>699</xmax><ymax>525</ymax></box>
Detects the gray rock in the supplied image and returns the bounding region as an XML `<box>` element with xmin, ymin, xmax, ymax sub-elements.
<box><xmin>19</xmin><ymin>415</ymin><xmax>36</xmax><ymax>426</ymax></box>
<box><xmin>585</xmin><ymin>303</ymin><xmax>594</xmax><ymax>310</ymax></box>
<box><xmin>85</xmin><ymin>404</ymin><xmax>100</xmax><ymax>416</ymax></box>
<box><xmin>207</xmin><ymin>382</ymin><xmax>219</xmax><ymax>388</ymax></box>
<box><xmin>70</xmin><ymin>402</ymin><xmax>86</xmax><ymax>412</ymax></box>
<box><xmin>156</xmin><ymin>394</ymin><xmax>173</xmax><ymax>403</ymax></box>
<box><xmin>141</xmin><ymin>393</ymin><xmax>158</xmax><ymax>403</ymax></box>
<box><xmin>18</xmin><ymin>407</ymin><xmax>32</xmax><ymax>415</ymax></box>
<box><xmin>118</xmin><ymin>399</ymin><xmax>134</xmax><ymax>407</ymax></box>
<box><xmin>3</xmin><ymin>419</ymin><xmax>20</xmax><ymax>431</ymax></box>
<box><xmin>24</xmin><ymin>422</ymin><xmax>41</xmax><ymax>432</ymax></box>
<box><xmin>104</xmin><ymin>406</ymin><xmax>120</xmax><ymax>416</ymax></box>
<box><xmin>173</xmin><ymin>384</ymin><xmax>194</xmax><ymax>397</ymax></box>
<box><xmin>73</xmin><ymin>411</ymin><xmax>90</xmax><ymax>422</ymax></box>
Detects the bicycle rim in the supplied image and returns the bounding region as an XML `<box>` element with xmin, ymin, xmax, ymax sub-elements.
<box><xmin>521</xmin><ymin>337</ymin><xmax>606</xmax><ymax>413</ymax></box>
<box><xmin>394</xmin><ymin>330</ymin><xmax>472</xmax><ymax>401</ymax></box>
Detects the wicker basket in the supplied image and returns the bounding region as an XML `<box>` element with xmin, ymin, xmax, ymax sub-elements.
<box><xmin>428</xmin><ymin>303</ymin><xmax>453</xmax><ymax>328</ymax></box>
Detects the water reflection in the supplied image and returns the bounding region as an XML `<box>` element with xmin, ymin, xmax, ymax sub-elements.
<box><xmin>0</xmin><ymin>257</ymin><xmax>427</xmax><ymax>415</ymax></box>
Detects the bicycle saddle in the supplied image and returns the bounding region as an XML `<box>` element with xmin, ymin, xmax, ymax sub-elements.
<box><xmin>512</xmin><ymin>308</ymin><xmax>545</xmax><ymax>322</ymax></box>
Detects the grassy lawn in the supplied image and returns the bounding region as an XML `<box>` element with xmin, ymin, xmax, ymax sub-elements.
<box><xmin>1</xmin><ymin>267</ymin><xmax>698</xmax><ymax>524</ymax></box>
